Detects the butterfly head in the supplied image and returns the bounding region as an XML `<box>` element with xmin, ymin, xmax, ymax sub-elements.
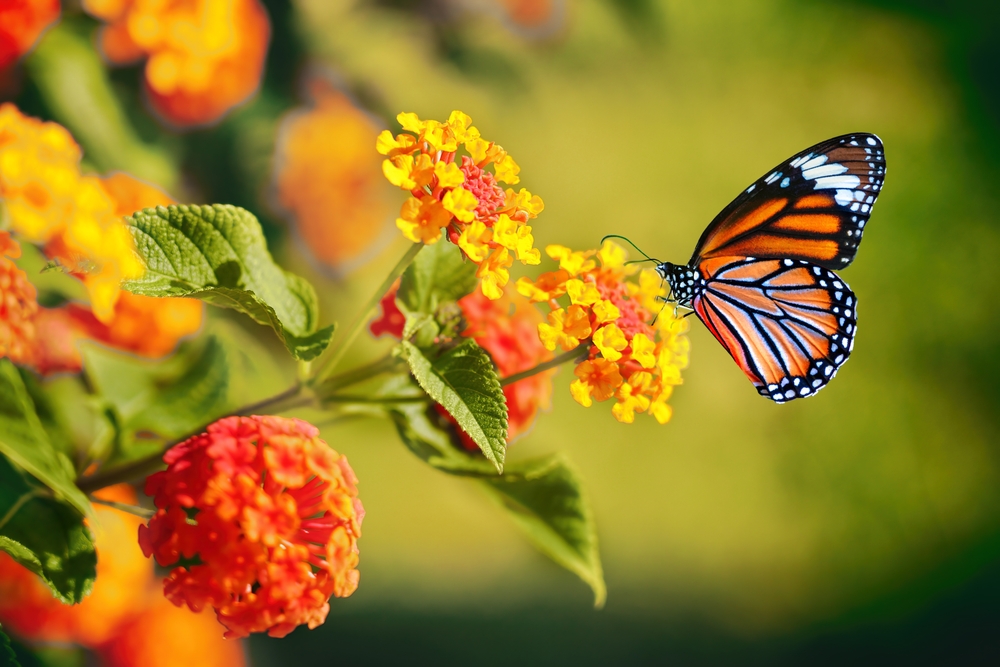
<box><xmin>656</xmin><ymin>262</ymin><xmax>705</xmax><ymax>307</ymax></box>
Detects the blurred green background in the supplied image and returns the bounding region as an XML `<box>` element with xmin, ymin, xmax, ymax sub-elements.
<box><xmin>10</xmin><ymin>0</ymin><xmax>1000</xmax><ymax>663</ymax></box>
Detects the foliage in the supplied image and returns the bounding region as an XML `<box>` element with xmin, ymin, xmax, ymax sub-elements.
<box><xmin>124</xmin><ymin>204</ymin><xmax>334</xmax><ymax>360</ymax></box>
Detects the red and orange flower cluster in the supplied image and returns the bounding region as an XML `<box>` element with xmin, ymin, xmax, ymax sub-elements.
<box><xmin>378</xmin><ymin>111</ymin><xmax>544</xmax><ymax>299</ymax></box>
<box><xmin>82</xmin><ymin>0</ymin><xmax>270</xmax><ymax>126</ymax></box>
<box><xmin>0</xmin><ymin>0</ymin><xmax>59</xmax><ymax>71</ymax></box>
<box><xmin>517</xmin><ymin>241</ymin><xmax>690</xmax><ymax>423</ymax></box>
<box><xmin>371</xmin><ymin>284</ymin><xmax>554</xmax><ymax>446</ymax></box>
<box><xmin>139</xmin><ymin>415</ymin><xmax>363</xmax><ymax>639</ymax></box>
<box><xmin>0</xmin><ymin>486</ymin><xmax>245</xmax><ymax>667</ymax></box>
<box><xmin>0</xmin><ymin>104</ymin><xmax>201</xmax><ymax>372</ymax></box>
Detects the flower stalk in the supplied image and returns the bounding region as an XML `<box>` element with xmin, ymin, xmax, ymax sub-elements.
<box><xmin>313</xmin><ymin>242</ymin><xmax>422</xmax><ymax>384</ymax></box>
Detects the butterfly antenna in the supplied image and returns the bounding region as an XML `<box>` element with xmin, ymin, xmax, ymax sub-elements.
<box><xmin>601</xmin><ymin>235</ymin><xmax>659</xmax><ymax>263</ymax></box>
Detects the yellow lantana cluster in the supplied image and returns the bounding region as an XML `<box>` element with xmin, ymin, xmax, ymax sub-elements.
<box><xmin>0</xmin><ymin>103</ymin><xmax>143</xmax><ymax>321</ymax></box>
<box><xmin>377</xmin><ymin>110</ymin><xmax>544</xmax><ymax>299</ymax></box>
<box><xmin>516</xmin><ymin>241</ymin><xmax>690</xmax><ymax>424</ymax></box>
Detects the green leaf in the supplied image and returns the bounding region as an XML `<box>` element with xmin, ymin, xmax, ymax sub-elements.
<box><xmin>397</xmin><ymin>241</ymin><xmax>478</xmax><ymax>315</ymax></box>
<box><xmin>0</xmin><ymin>362</ymin><xmax>91</xmax><ymax>519</ymax></box>
<box><xmin>81</xmin><ymin>335</ymin><xmax>231</xmax><ymax>465</ymax></box>
<box><xmin>400</xmin><ymin>339</ymin><xmax>507</xmax><ymax>473</ymax></box>
<box><xmin>482</xmin><ymin>455</ymin><xmax>606</xmax><ymax>607</ymax></box>
<box><xmin>123</xmin><ymin>337</ymin><xmax>230</xmax><ymax>439</ymax></box>
<box><xmin>0</xmin><ymin>455</ymin><xmax>96</xmax><ymax>605</ymax></box>
<box><xmin>390</xmin><ymin>400</ymin><xmax>499</xmax><ymax>477</ymax></box>
<box><xmin>388</xmin><ymin>401</ymin><xmax>605</xmax><ymax>606</ymax></box>
<box><xmin>0</xmin><ymin>626</ymin><xmax>21</xmax><ymax>667</ymax></box>
<box><xmin>123</xmin><ymin>204</ymin><xmax>334</xmax><ymax>360</ymax></box>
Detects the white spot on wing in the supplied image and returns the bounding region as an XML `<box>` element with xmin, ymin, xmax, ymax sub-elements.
<box><xmin>815</xmin><ymin>175</ymin><xmax>862</xmax><ymax>190</ymax></box>
<box><xmin>802</xmin><ymin>163</ymin><xmax>848</xmax><ymax>180</ymax></box>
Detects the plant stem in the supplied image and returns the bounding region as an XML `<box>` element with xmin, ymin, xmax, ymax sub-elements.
<box><xmin>312</xmin><ymin>242</ymin><xmax>423</xmax><ymax>384</ymax></box>
<box><xmin>317</xmin><ymin>354</ymin><xmax>405</xmax><ymax>394</ymax></box>
<box><xmin>500</xmin><ymin>344</ymin><xmax>586</xmax><ymax>387</ymax></box>
<box><xmin>89</xmin><ymin>496</ymin><xmax>155</xmax><ymax>519</ymax></box>
<box><xmin>323</xmin><ymin>395</ymin><xmax>427</xmax><ymax>404</ymax></box>
<box><xmin>76</xmin><ymin>383</ymin><xmax>310</xmax><ymax>494</ymax></box>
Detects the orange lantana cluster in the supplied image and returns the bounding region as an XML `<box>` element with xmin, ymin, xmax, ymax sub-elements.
<box><xmin>0</xmin><ymin>103</ymin><xmax>142</xmax><ymax>321</ymax></box>
<box><xmin>378</xmin><ymin>110</ymin><xmax>544</xmax><ymax>299</ymax></box>
<box><xmin>0</xmin><ymin>486</ymin><xmax>245</xmax><ymax>667</ymax></box>
<box><xmin>139</xmin><ymin>416</ymin><xmax>363</xmax><ymax>639</ymax></box>
<box><xmin>0</xmin><ymin>104</ymin><xmax>202</xmax><ymax>372</ymax></box>
<box><xmin>517</xmin><ymin>241</ymin><xmax>690</xmax><ymax>424</ymax></box>
<box><xmin>82</xmin><ymin>0</ymin><xmax>270</xmax><ymax>126</ymax></box>
<box><xmin>0</xmin><ymin>0</ymin><xmax>59</xmax><ymax>70</ymax></box>
<box><xmin>273</xmin><ymin>78</ymin><xmax>395</xmax><ymax>273</ymax></box>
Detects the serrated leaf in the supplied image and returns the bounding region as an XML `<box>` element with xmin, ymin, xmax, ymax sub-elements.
<box><xmin>400</xmin><ymin>339</ymin><xmax>507</xmax><ymax>473</ymax></box>
<box><xmin>397</xmin><ymin>241</ymin><xmax>477</xmax><ymax>315</ymax></box>
<box><xmin>482</xmin><ymin>455</ymin><xmax>606</xmax><ymax>607</ymax></box>
<box><xmin>124</xmin><ymin>204</ymin><xmax>334</xmax><ymax>360</ymax></box>
<box><xmin>0</xmin><ymin>362</ymin><xmax>91</xmax><ymax>519</ymax></box>
<box><xmin>389</xmin><ymin>400</ymin><xmax>498</xmax><ymax>477</ymax></box>
<box><xmin>0</xmin><ymin>455</ymin><xmax>96</xmax><ymax>605</ymax></box>
<box><xmin>0</xmin><ymin>625</ymin><xmax>22</xmax><ymax>667</ymax></box>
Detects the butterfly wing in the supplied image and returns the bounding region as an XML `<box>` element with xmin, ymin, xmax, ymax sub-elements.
<box><xmin>690</xmin><ymin>133</ymin><xmax>885</xmax><ymax>270</ymax></box>
<box><xmin>692</xmin><ymin>257</ymin><xmax>856</xmax><ymax>403</ymax></box>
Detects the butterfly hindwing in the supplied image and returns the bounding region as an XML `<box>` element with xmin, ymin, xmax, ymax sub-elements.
<box><xmin>691</xmin><ymin>257</ymin><xmax>857</xmax><ymax>403</ymax></box>
<box><xmin>690</xmin><ymin>133</ymin><xmax>885</xmax><ymax>270</ymax></box>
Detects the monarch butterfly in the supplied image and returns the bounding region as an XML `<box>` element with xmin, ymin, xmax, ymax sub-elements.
<box><xmin>611</xmin><ymin>133</ymin><xmax>885</xmax><ymax>403</ymax></box>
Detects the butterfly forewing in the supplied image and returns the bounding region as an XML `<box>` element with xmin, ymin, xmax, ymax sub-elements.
<box><xmin>690</xmin><ymin>133</ymin><xmax>885</xmax><ymax>270</ymax></box>
<box><xmin>692</xmin><ymin>257</ymin><xmax>857</xmax><ymax>403</ymax></box>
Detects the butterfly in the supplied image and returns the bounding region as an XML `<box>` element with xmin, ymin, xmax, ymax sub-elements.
<box><xmin>612</xmin><ymin>133</ymin><xmax>885</xmax><ymax>403</ymax></box>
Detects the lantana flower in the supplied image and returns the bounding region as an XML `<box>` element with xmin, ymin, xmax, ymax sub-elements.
<box><xmin>370</xmin><ymin>285</ymin><xmax>554</xmax><ymax>444</ymax></box>
<box><xmin>0</xmin><ymin>104</ymin><xmax>143</xmax><ymax>321</ymax></box>
<box><xmin>138</xmin><ymin>415</ymin><xmax>363</xmax><ymax>639</ymax></box>
<box><xmin>377</xmin><ymin>110</ymin><xmax>544</xmax><ymax>299</ymax></box>
<box><xmin>517</xmin><ymin>240</ymin><xmax>691</xmax><ymax>424</ymax></box>
<box><xmin>0</xmin><ymin>105</ymin><xmax>203</xmax><ymax>372</ymax></box>
<box><xmin>82</xmin><ymin>0</ymin><xmax>270</xmax><ymax>127</ymax></box>
<box><xmin>272</xmin><ymin>78</ymin><xmax>395</xmax><ymax>273</ymax></box>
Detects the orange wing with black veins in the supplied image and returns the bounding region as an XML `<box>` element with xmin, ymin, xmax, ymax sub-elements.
<box><xmin>692</xmin><ymin>257</ymin><xmax>857</xmax><ymax>403</ymax></box>
<box><xmin>690</xmin><ymin>133</ymin><xmax>886</xmax><ymax>270</ymax></box>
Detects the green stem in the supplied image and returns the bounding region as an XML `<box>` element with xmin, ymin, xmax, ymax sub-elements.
<box><xmin>89</xmin><ymin>496</ymin><xmax>155</xmax><ymax>519</ymax></box>
<box><xmin>323</xmin><ymin>395</ymin><xmax>428</xmax><ymax>404</ymax></box>
<box><xmin>317</xmin><ymin>354</ymin><xmax>405</xmax><ymax>394</ymax></box>
<box><xmin>312</xmin><ymin>242</ymin><xmax>423</xmax><ymax>384</ymax></box>
<box><xmin>500</xmin><ymin>344</ymin><xmax>586</xmax><ymax>387</ymax></box>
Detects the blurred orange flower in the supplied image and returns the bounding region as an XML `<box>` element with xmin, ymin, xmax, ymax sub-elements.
<box><xmin>0</xmin><ymin>485</ymin><xmax>154</xmax><ymax>646</ymax></box>
<box><xmin>0</xmin><ymin>485</ymin><xmax>248</xmax><ymax>666</ymax></box>
<box><xmin>272</xmin><ymin>78</ymin><xmax>395</xmax><ymax>273</ymax></box>
<box><xmin>83</xmin><ymin>0</ymin><xmax>270</xmax><ymax>126</ymax></box>
<box><xmin>140</xmin><ymin>416</ymin><xmax>363</xmax><ymax>638</ymax></box>
<box><xmin>0</xmin><ymin>104</ymin><xmax>143</xmax><ymax>322</ymax></box>
<box><xmin>0</xmin><ymin>148</ymin><xmax>202</xmax><ymax>372</ymax></box>
<box><xmin>98</xmin><ymin>595</ymin><xmax>246</xmax><ymax>667</ymax></box>
<box><xmin>0</xmin><ymin>0</ymin><xmax>59</xmax><ymax>70</ymax></box>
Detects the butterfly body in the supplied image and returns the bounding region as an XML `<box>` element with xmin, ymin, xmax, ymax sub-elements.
<box><xmin>655</xmin><ymin>133</ymin><xmax>884</xmax><ymax>403</ymax></box>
